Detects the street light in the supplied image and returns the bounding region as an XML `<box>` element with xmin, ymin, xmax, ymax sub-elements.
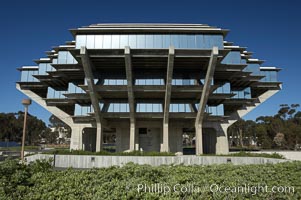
<box><xmin>21</xmin><ymin>99</ymin><xmax>31</xmax><ymax>161</ymax></box>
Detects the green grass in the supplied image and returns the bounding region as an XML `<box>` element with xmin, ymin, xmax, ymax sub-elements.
<box><xmin>0</xmin><ymin>146</ymin><xmax>39</xmax><ymax>151</ymax></box>
<box><xmin>0</xmin><ymin>159</ymin><xmax>300</xmax><ymax>199</ymax></box>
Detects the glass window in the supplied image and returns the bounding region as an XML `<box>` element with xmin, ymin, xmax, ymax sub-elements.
<box><xmin>66</xmin><ymin>52</ymin><xmax>76</xmax><ymax>64</ymax></box>
<box><xmin>86</xmin><ymin>35</ymin><xmax>95</xmax><ymax>49</ymax></box>
<box><xmin>187</xmin><ymin>35</ymin><xmax>196</xmax><ymax>48</ymax></box>
<box><xmin>171</xmin><ymin>35</ymin><xmax>180</xmax><ymax>48</ymax></box>
<box><xmin>163</xmin><ymin>35</ymin><xmax>171</xmax><ymax>48</ymax></box>
<box><xmin>196</xmin><ymin>35</ymin><xmax>204</xmax><ymax>48</ymax></box>
<box><xmin>21</xmin><ymin>71</ymin><xmax>28</xmax><ymax>82</ymax></box>
<box><xmin>95</xmin><ymin>35</ymin><xmax>103</xmax><ymax>49</ymax></box>
<box><xmin>120</xmin><ymin>35</ymin><xmax>129</xmax><ymax>48</ymax></box>
<box><xmin>74</xmin><ymin>104</ymin><xmax>81</xmax><ymax>115</ymax></box>
<box><xmin>145</xmin><ymin>35</ymin><xmax>154</xmax><ymax>48</ymax></box>
<box><xmin>103</xmin><ymin>35</ymin><xmax>112</xmax><ymax>48</ymax></box>
<box><xmin>222</xmin><ymin>51</ymin><xmax>241</xmax><ymax>64</ymax></box>
<box><xmin>111</xmin><ymin>35</ymin><xmax>120</xmax><ymax>48</ymax></box>
<box><xmin>76</xmin><ymin>35</ymin><xmax>86</xmax><ymax>49</ymax></box>
<box><xmin>137</xmin><ymin>35</ymin><xmax>146</xmax><ymax>48</ymax></box>
<box><xmin>211</xmin><ymin>35</ymin><xmax>224</xmax><ymax>49</ymax></box>
<box><xmin>270</xmin><ymin>71</ymin><xmax>277</xmax><ymax>82</ymax></box>
<box><xmin>154</xmin><ymin>35</ymin><xmax>163</xmax><ymax>48</ymax></box>
<box><xmin>203</xmin><ymin>35</ymin><xmax>211</xmax><ymax>48</ymax></box>
<box><xmin>38</xmin><ymin>64</ymin><xmax>47</xmax><ymax>75</ymax></box>
<box><xmin>179</xmin><ymin>35</ymin><xmax>188</xmax><ymax>48</ymax></box>
<box><xmin>58</xmin><ymin>51</ymin><xmax>67</xmax><ymax>64</ymax></box>
<box><xmin>129</xmin><ymin>35</ymin><xmax>137</xmax><ymax>48</ymax></box>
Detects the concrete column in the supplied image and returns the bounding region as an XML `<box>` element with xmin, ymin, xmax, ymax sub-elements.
<box><xmin>195</xmin><ymin>124</ymin><xmax>203</xmax><ymax>155</ymax></box>
<box><xmin>95</xmin><ymin>122</ymin><xmax>103</xmax><ymax>152</ymax></box>
<box><xmin>129</xmin><ymin>122</ymin><xmax>136</xmax><ymax>151</ymax></box>
<box><xmin>161</xmin><ymin>123</ymin><xmax>170</xmax><ymax>152</ymax></box>
<box><xmin>215</xmin><ymin>124</ymin><xmax>229</xmax><ymax>154</ymax></box>
<box><xmin>70</xmin><ymin>125</ymin><xmax>85</xmax><ymax>150</ymax></box>
<box><xmin>125</xmin><ymin>47</ymin><xmax>137</xmax><ymax>152</ymax></box>
<box><xmin>161</xmin><ymin>46</ymin><xmax>175</xmax><ymax>152</ymax></box>
<box><xmin>195</xmin><ymin>47</ymin><xmax>218</xmax><ymax>155</ymax></box>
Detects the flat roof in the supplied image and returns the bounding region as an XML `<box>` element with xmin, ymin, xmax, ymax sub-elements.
<box><xmin>70</xmin><ymin>23</ymin><xmax>229</xmax><ymax>37</ymax></box>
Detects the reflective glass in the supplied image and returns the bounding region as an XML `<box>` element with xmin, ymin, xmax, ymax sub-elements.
<box><xmin>58</xmin><ymin>51</ymin><xmax>67</xmax><ymax>64</ymax></box>
<box><xmin>111</xmin><ymin>35</ymin><xmax>120</xmax><ymax>48</ymax></box>
<box><xmin>129</xmin><ymin>35</ymin><xmax>137</xmax><ymax>48</ymax></box>
<box><xmin>119</xmin><ymin>35</ymin><xmax>129</xmax><ymax>48</ymax></box>
<box><xmin>38</xmin><ymin>64</ymin><xmax>47</xmax><ymax>75</ymax></box>
<box><xmin>187</xmin><ymin>35</ymin><xmax>195</xmax><ymax>48</ymax></box>
<box><xmin>95</xmin><ymin>35</ymin><xmax>103</xmax><ymax>48</ymax></box>
<box><xmin>21</xmin><ymin>71</ymin><xmax>28</xmax><ymax>81</ymax></box>
<box><xmin>66</xmin><ymin>52</ymin><xmax>76</xmax><ymax>64</ymax></box>
<box><xmin>163</xmin><ymin>35</ymin><xmax>171</xmax><ymax>48</ymax></box>
<box><xmin>196</xmin><ymin>35</ymin><xmax>204</xmax><ymax>48</ymax></box>
<box><xmin>179</xmin><ymin>35</ymin><xmax>188</xmax><ymax>48</ymax></box>
<box><xmin>145</xmin><ymin>35</ymin><xmax>154</xmax><ymax>48</ymax></box>
<box><xmin>103</xmin><ymin>35</ymin><xmax>112</xmax><ymax>48</ymax></box>
<box><xmin>154</xmin><ymin>35</ymin><xmax>163</xmax><ymax>48</ymax></box>
<box><xmin>171</xmin><ymin>35</ymin><xmax>180</xmax><ymax>48</ymax></box>
<box><xmin>76</xmin><ymin>35</ymin><xmax>86</xmax><ymax>49</ymax></box>
<box><xmin>137</xmin><ymin>35</ymin><xmax>146</xmax><ymax>48</ymax></box>
<box><xmin>86</xmin><ymin>35</ymin><xmax>95</xmax><ymax>49</ymax></box>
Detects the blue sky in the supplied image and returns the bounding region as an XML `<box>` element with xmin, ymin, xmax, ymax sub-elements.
<box><xmin>0</xmin><ymin>0</ymin><xmax>300</xmax><ymax>124</ymax></box>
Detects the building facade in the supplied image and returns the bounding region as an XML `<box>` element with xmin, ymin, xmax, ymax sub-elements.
<box><xmin>17</xmin><ymin>24</ymin><xmax>281</xmax><ymax>154</ymax></box>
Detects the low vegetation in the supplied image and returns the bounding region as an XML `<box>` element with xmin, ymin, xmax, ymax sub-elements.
<box><xmin>209</xmin><ymin>151</ymin><xmax>285</xmax><ymax>159</ymax></box>
<box><xmin>0</xmin><ymin>159</ymin><xmax>300</xmax><ymax>199</ymax></box>
<box><xmin>43</xmin><ymin>149</ymin><xmax>175</xmax><ymax>156</ymax></box>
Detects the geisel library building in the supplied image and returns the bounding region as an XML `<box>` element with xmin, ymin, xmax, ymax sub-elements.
<box><xmin>17</xmin><ymin>24</ymin><xmax>281</xmax><ymax>154</ymax></box>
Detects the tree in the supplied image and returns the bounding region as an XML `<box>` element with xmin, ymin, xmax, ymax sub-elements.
<box><xmin>0</xmin><ymin>112</ymin><xmax>49</xmax><ymax>145</ymax></box>
<box><xmin>49</xmin><ymin>115</ymin><xmax>71</xmax><ymax>138</ymax></box>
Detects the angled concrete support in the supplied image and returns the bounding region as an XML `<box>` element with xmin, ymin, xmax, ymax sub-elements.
<box><xmin>161</xmin><ymin>46</ymin><xmax>175</xmax><ymax>152</ymax></box>
<box><xmin>125</xmin><ymin>46</ymin><xmax>137</xmax><ymax>151</ymax></box>
<box><xmin>195</xmin><ymin>47</ymin><xmax>219</xmax><ymax>155</ymax></box>
<box><xmin>16</xmin><ymin>83</ymin><xmax>93</xmax><ymax>150</ymax></box>
<box><xmin>80</xmin><ymin>46</ymin><xmax>103</xmax><ymax>152</ymax></box>
<box><xmin>17</xmin><ymin>83</ymin><xmax>73</xmax><ymax>126</ymax></box>
<box><xmin>218</xmin><ymin>87</ymin><xmax>281</xmax><ymax>154</ymax></box>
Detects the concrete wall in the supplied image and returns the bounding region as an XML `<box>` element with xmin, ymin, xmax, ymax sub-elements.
<box><xmin>26</xmin><ymin>154</ymin><xmax>289</xmax><ymax>168</ymax></box>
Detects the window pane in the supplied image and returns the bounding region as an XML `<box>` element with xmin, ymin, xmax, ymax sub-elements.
<box><xmin>76</xmin><ymin>35</ymin><xmax>86</xmax><ymax>49</ymax></box>
<box><xmin>171</xmin><ymin>35</ymin><xmax>180</xmax><ymax>48</ymax></box>
<box><xmin>154</xmin><ymin>35</ymin><xmax>163</xmax><ymax>48</ymax></box>
<box><xmin>86</xmin><ymin>35</ymin><xmax>95</xmax><ymax>49</ymax></box>
<box><xmin>180</xmin><ymin>35</ymin><xmax>188</xmax><ymax>48</ymax></box>
<box><xmin>103</xmin><ymin>35</ymin><xmax>112</xmax><ymax>48</ymax></box>
<box><xmin>21</xmin><ymin>71</ymin><xmax>28</xmax><ymax>81</ymax></box>
<box><xmin>120</xmin><ymin>35</ymin><xmax>129</xmax><ymax>48</ymax></box>
<box><xmin>196</xmin><ymin>35</ymin><xmax>204</xmax><ymax>48</ymax></box>
<box><xmin>137</xmin><ymin>35</ymin><xmax>146</xmax><ymax>48</ymax></box>
<box><xmin>95</xmin><ymin>35</ymin><xmax>103</xmax><ymax>48</ymax></box>
<box><xmin>187</xmin><ymin>35</ymin><xmax>196</xmax><ymax>48</ymax></box>
<box><xmin>129</xmin><ymin>35</ymin><xmax>137</xmax><ymax>48</ymax></box>
<box><xmin>145</xmin><ymin>35</ymin><xmax>154</xmax><ymax>48</ymax></box>
<box><xmin>163</xmin><ymin>35</ymin><xmax>171</xmax><ymax>48</ymax></box>
<box><xmin>111</xmin><ymin>35</ymin><xmax>120</xmax><ymax>48</ymax></box>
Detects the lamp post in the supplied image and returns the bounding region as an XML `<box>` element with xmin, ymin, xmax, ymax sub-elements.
<box><xmin>21</xmin><ymin>99</ymin><xmax>31</xmax><ymax>161</ymax></box>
